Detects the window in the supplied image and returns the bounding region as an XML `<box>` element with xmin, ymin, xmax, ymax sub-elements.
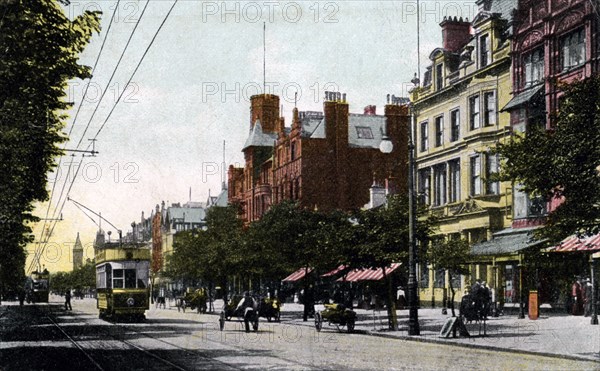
<box><xmin>420</xmin><ymin>121</ymin><xmax>429</xmax><ymax>152</ymax></box>
<box><xmin>356</xmin><ymin>126</ymin><xmax>374</xmax><ymax>139</ymax></box>
<box><xmin>448</xmin><ymin>159</ymin><xmax>460</xmax><ymax>203</ymax></box>
<box><xmin>436</xmin><ymin>63</ymin><xmax>444</xmax><ymax>91</ymax></box>
<box><xmin>434</xmin><ymin>268</ymin><xmax>446</xmax><ymax>288</ymax></box>
<box><xmin>290</xmin><ymin>141</ymin><xmax>297</xmax><ymax>160</ymax></box>
<box><xmin>450</xmin><ymin>109</ymin><xmax>460</xmax><ymax>142</ymax></box>
<box><xmin>480</xmin><ymin>34</ymin><xmax>490</xmax><ymax>67</ymax></box>
<box><xmin>469</xmin><ymin>95</ymin><xmax>480</xmax><ymax>130</ymax></box>
<box><xmin>435</xmin><ymin>116</ymin><xmax>444</xmax><ymax>147</ymax></box>
<box><xmin>483</xmin><ymin>91</ymin><xmax>496</xmax><ymax>127</ymax></box>
<box><xmin>561</xmin><ymin>28</ymin><xmax>585</xmax><ymax>70</ymax></box>
<box><xmin>418</xmin><ymin>168</ymin><xmax>431</xmax><ymax>205</ymax></box>
<box><xmin>524</xmin><ymin>48</ymin><xmax>544</xmax><ymax>86</ymax></box>
<box><xmin>113</xmin><ymin>269</ymin><xmax>124</xmax><ymax>289</ymax></box>
<box><xmin>513</xmin><ymin>184</ymin><xmax>547</xmax><ymax>219</ymax></box>
<box><xmin>433</xmin><ymin>164</ymin><xmax>447</xmax><ymax>206</ymax></box>
<box><xmin>470</xmin><ymin>155</ymin><xmax>481</xmax><ymax>196</ymax></box>
<box><xmin>486</xmin><ymin>153</ymin><xmax>499</xmax><ymax>195</ymax></box>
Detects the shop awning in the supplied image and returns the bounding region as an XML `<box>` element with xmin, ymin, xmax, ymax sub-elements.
<box><xmin>337</xmin><ymin>263</ymin><xmax>401</xmax><ymax>282</ymax></box>
<box><xmin>550</xmin><ymin>233</ymin><xmax>600</xmax><ymax>252</ymax></box>
<box><xmin>282</xmin><ymin>267</ymin><xmax>313</xmax><ymax>282</ymax></box>
<box><xmin>471</xmin><ymin>228</ymin><xmax>544</xmax><ymax>256</ymax></box>
<box><xmin>322</xmin><ymin>265</ymin><xmax>347</xmax><ymax>277</ymax></box>
<box><xmin>501</xmin><ymin>85</ymin><xmax>544</xmax><ymax>111</ymax></box>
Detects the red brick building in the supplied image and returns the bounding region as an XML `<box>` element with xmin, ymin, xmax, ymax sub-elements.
<box><xmin>503</xmin><ymin>0</ymin><xmax>599</xmax><ymax>227</ymax></box>
<box><xmin>228</xmin><ymin>93</ymin><xmax>410</xmax><ymax>223</ymax></box>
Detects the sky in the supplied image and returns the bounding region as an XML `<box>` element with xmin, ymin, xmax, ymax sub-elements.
<box><xmin>27</xmin><ymin>0</ymin><xmax>481</xmax><ymax>273</ymax></box>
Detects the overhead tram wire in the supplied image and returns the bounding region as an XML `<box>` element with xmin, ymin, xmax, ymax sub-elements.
<box><xmin>88</xmin><ymin>0</ymin><xmax>179</xmax><ymax>143</ymax></box>
<box><xmin>42</xmin><ymin>0</ymin><xmax>149</xmax><ymax>233</ymax></box>
<box><xmin>28</xmin><ymin>0</ymin><xmax>180</xmax><ymax>273</ymax></box>
<box><xmin>30</xmin><ymin>0</ymin><xmax>149</xmax><ymax>272</ymax></box>
<box><xmin>73</xmin><ymin>0</ymin><xmax>150</xmax><ymax>150</ymax></box>
<box><xmin>29</xmin><ymin>3</ymin><xmax>121</xmax><ymax>274</ymax></box>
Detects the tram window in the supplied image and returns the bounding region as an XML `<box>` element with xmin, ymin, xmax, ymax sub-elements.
<box><xmin>125</xmin><ymin>269</ymin><xmax>137</xmax><ymax>288</ymax></box>
<box><xmin>137</xmin><ymin>279</ymin><xmax>146</xmax><ymax>288</ymax></box>
<box><xmin>113</xmin><ymin>269</ymin><xmax>124</xmax><ymax>289</ymax></box>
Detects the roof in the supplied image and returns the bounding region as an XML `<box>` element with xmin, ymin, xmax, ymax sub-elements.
<box><xmin>242</xmin><ymin>120</ymin><xmax>278</xmax><ymax>150</ymax></box>
<box><xmin>550</xmin><ymin>233</ymin><xmax>600</xmax><ymax>252</ymax></box>
<box><xmin>490</xmin><ymin>0</ymin><xmax>518</xmax><ymax>21</ymax></box>
<box><xmin>282</xmin><ymin>267</ymin><xmax>313</xmax><ymax>282</ymax></box>
<box><xmin>212</xmin><ymin>188</ymin><xmax>228</xmax><ymax>207</ymax></box>
<box><xmin>502</xmin><ymin>84</ymin><xmax>544</xmax><ymax>111</ymax></box>
<box><xmin>347</xmin><ymin>114</ymin><xmax>388</xmax><ymax>149</ymax></box>
<box><xmin>166</xmin><ymin>206</ymin><xmax>206</xmax><ymax>224</ymax></box>
<box><xmin>337</xmin><ymin>263</ymin><xmax>402</xmax><ymax>282</ymax></box>
<box><xmin>322</xmin><ymin>265</ymin><xmax>347</xmax><ymax>277</ymax></box>
<box><xmin>471</xmin><ymin>227</ymin><xmax>544</xmax><ymax>256</ymax></box>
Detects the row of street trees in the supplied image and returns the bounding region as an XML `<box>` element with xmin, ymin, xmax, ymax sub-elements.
<box><xmin>50</xmin><ymin>260</ymin><xmax>96</xmax><ymax>296</ymax></box>
<box><xmin>166</xmin><ymin>196</ymin><xmax>457</xmax><ymax>328</ymax></box>
<box><xmin>0</xmin><ymin>1</ymin><xmax>100</xmax><ymax>294</ymax></box>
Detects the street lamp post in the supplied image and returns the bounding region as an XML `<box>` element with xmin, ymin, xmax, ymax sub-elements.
<box><xmin>380</xmin><ymin>103</ymin><xmax>420</xmax><ymax>336</ymax></box>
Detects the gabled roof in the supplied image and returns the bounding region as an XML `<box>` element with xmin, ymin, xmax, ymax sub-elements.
<box><xmin>243</xmin><ymin>120</ymin><xmax>277</xmax><ymax>150</ymax></box>
<box><xmin>212</xmin><ymin>189</ymin><xmax>228</xmax><ymax>207</ymax></box>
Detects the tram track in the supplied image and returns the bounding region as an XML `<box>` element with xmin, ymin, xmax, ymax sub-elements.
<box><xmin>43</xmin><ymin>305</ymin><xmax>189</xmax><ymax>371</ymax></box>
<box><xmin>113</xmin><ymin>313</ymin><xmax>326</xmax><ymax>371</ymax></box>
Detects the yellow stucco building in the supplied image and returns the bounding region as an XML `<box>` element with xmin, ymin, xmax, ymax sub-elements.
<box><xmin>410</xmin><ymin>3</ymin><xmax>516</xmax><ymax>307</ymax></box>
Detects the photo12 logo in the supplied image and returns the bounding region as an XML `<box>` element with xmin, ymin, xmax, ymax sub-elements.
<box><xmin>201</xmin><ymin>81</ymin><xmax>340</xmax><ymax>104</ymax></box>
<box><xmin>201</xmin><ymin>1</ymin><xmax>340</xmax><ymax>24</ymax></box>
<box><xmin>401</xmin><ymin>1</ymin><xmax>477</xmax><ymax>24</ymax></box>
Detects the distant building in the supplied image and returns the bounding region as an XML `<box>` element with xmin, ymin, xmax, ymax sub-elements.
<box><xmin>228</xmin><ymin>93</ymin><xmax>409</xmax><ymax>224</ymax></box>
<box><xmin>72</xmin><ymin>232</ymin><xmax>83</xmax><ymax>271</ymax></box>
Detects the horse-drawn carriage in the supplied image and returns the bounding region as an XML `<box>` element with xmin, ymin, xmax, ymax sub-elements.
<box><xmin>219</xmin><ymin>294</ymin><xmax>259</xmax><ymax>332</ymax></box>
<box><xmin>176</xmin><ymin>288</ymin><xmax>207</xmax><ymax>313</ymax></box>
<box><xmin>314</xmin><ymin>303</ymin><xmax>356</xmax><ymax>333</ymax></box>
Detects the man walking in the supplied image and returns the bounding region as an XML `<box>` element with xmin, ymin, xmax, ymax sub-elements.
<box><xmin>65</xmin><ymin>290</ymin><xmax>72</xmax><ymax>311</ymax></box>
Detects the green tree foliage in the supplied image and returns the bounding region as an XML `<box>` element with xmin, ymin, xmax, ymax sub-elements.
<box><xmin>50</xmin><ymin>259</ymin><xmax>96</xmax><ymax>295</ymax></box>
<box><xmin>349</xmin><ymin>194</ymin><xmax>433</xmax><ymax>329</ymax></box>
<box><xmin>0</xmin><ymin>0</ymin><xmax>100</xmax><ymax>293</ymax></box>
<box><xmin>427</xmin><ymin>238</ymin><xmax>471</xmax><ymax>317</ymax></box>
<box><xmin>166</xmin><ymin>205</ymin><xmax>244</xmax><ymax>303</ymax></box>
<box><xmin>250</xmin><ymin>201</ymin><xmax>350</xmax><ymax>320</ymax></box>
<box><xmin>497</xmin><ymin>76</ymin><xmax>600</xmax><ymax>243</ymax></box>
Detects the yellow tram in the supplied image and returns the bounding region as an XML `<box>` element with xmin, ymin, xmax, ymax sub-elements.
<box><xmin>95</xmin><ymin>244</ymin><xmax>150</xmax><ymax>320</ymax></box>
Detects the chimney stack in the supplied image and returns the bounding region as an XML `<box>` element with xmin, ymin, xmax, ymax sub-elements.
<box><xmin>364</xmin><ymin>105</ymin><xmax>377</xmax><ymax>115</ymax></box>
<box><xmin>440</xmin><ymin>16</ymin><xmax>471</xmax><ymax>53</ymax></box>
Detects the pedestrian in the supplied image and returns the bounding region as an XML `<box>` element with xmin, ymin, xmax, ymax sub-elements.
<box><xmin>481</xmin><ymin>281</ymin><xmax>491</xmax><ymax>319</ymax></box>
<box><xmin>583</xmin><ymin>278</ymin><xmax>593</xmax><ymax>317</ymax></box>
<box><xmin>18</xmin><ymin>288</ymin><xmax>25</xmax><ymax>307</ymax></box>
<box><xmin>571</xmin><ymin>277</ymin><xmax>583</xmax><ymax>315</ymax></box>
<box><xmin>65</xmin><ymin>290</ymin><xmax>72</xmax><ymax>311</ymax></box>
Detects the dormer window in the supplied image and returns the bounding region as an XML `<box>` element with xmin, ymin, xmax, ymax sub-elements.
<box><xmin>479</xmin><ymin>34</ymin><xmax>490</xmax><ymax>67</ymax></box>
<box><xmin>436</xmin><ymin>63</ymin><xmax>444</xmax><ymax>91</ymax></box>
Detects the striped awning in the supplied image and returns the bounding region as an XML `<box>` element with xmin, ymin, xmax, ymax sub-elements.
<box><xmin>282</xmin><ymin>267</ymin><xmax>313</xmax><ymax>282</ymax></box>
<box><xmin>322</xmin><ymin>265</ymin><xmax>347</xmax><ymax>277</ymax></box>
<box><xmin>337</xmin><ymin>263</ymin><xmax>402</xmax><ymax>282</ymax></box>
<box><xmin>551</xmin><ymin>234</ymin><xmax>600</xmax><ymax>252</ymax></box>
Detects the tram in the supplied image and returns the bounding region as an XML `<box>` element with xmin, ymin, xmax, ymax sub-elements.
<box><xmin>27</xmin><ymin>269</ymin><xmax>50</xmax><ymax>303</ymax></box>
<box><xmin>95</xmin><ymin>244</ymin><xmax>150</xmax><ymax>320</ymax></box>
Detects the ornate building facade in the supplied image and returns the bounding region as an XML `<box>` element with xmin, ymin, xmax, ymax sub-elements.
<box><xmin>410</xmin><ymin>0</ymin><xmax>517</xmax><ymax>306</ymax></box>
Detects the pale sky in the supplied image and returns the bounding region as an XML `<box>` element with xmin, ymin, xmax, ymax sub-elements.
<box><xmin>27</xmin><ymin>0</ymin><xmax>480</xmax><ymax>272</ymax></box>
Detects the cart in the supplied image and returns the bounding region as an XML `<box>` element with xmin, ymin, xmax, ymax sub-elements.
<box><xmin>218</xmin><ymin>295</ymin><xmax>259</xmax><ymax>332</ymax></box>
<box><xmin>258</xmin><ymin>297</ymin><xmax>282</xmax><ymax>322</ymax></box>
<box><xmin>314</xmin><ymin>303</ymin><xmax>356</xmax><ymax>333</ymax></box>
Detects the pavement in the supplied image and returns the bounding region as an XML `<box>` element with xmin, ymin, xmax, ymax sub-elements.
<box><xmin>276</xmin><ymin>302</ymin><xmax>600</xmax><ymax>363</ymax></box>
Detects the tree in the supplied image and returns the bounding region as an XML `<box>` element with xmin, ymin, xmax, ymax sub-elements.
<box><xmin>0</xmin><ymin>1</ymin><xmax>100</xmax><ymax>293</ymax></box>
<box><xmin>251</xmin><ymin>201</ymin><xmax>349</xmax><ymax>321</ymax></box>
<box><xmin>427</xmin><ymin>238</ymin><xmax>471</xmax><ymax>317</ymax></box>
<box><xmin>348</xmin><ymin>194</ymin><xmax>433</xmax><ymax>330</ymax></box>
<box><xmin>497</xmin><ymin>76</ymin><xmax>600</xmax><ymax>243</ymax></box>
